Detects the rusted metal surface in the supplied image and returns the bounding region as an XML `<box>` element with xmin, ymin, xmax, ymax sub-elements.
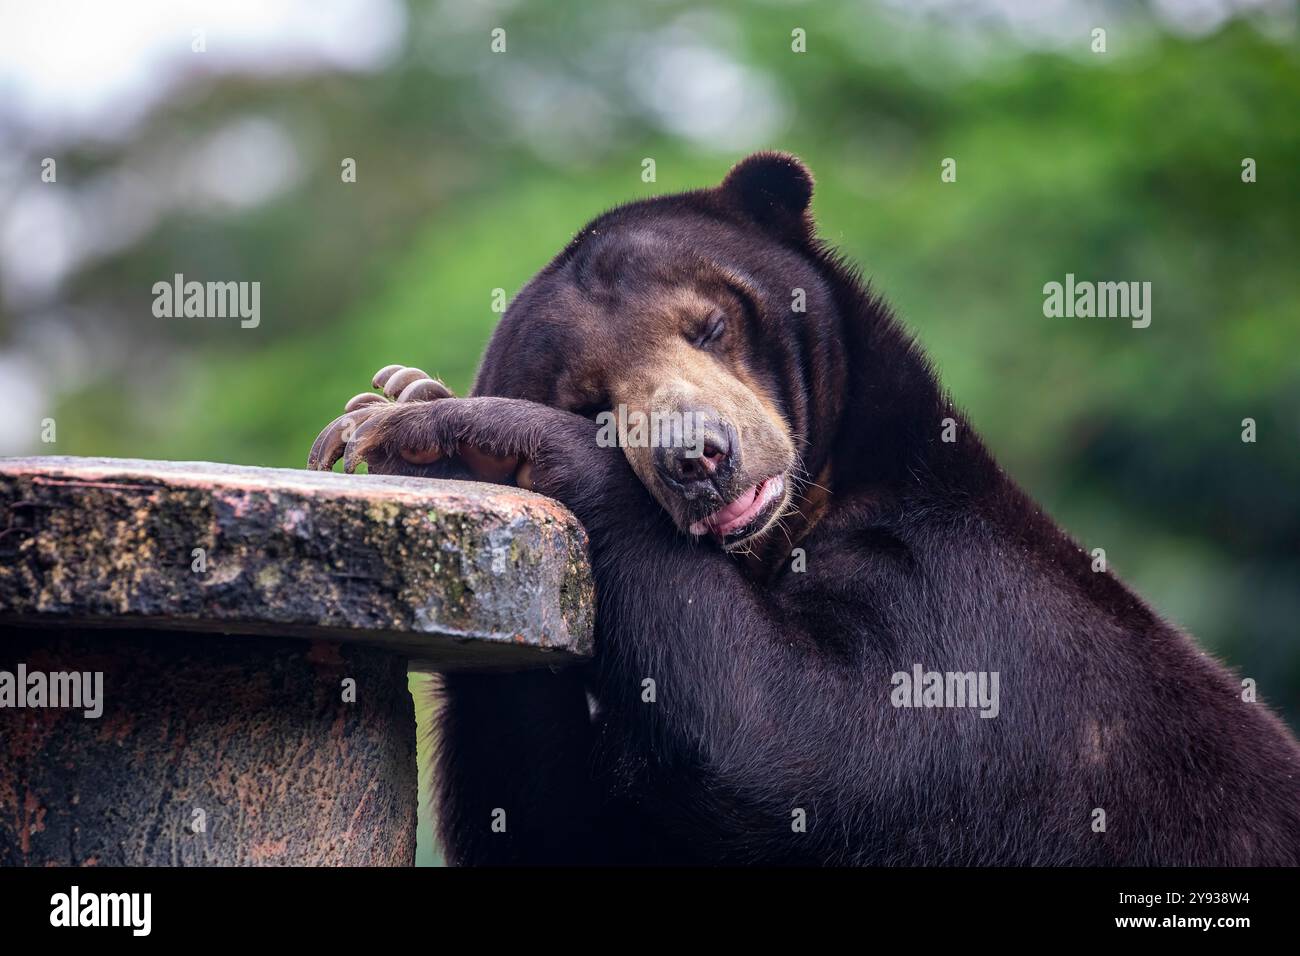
<box><xmin>0</xmin><ymin>456</ymin><xmax>594</xmax><ymax>669</ymax></box>
<box><xmin>0</xmin><ymin>628</ymin><xmax>415</xmax><ymax>866</ymax></box>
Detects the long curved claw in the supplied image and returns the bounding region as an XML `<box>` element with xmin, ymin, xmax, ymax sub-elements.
<box><xmin>371</xmin><ymin>364</ymin><xmax>406</xmax><ymax>390</ymax></box>
<box><xmin>382</xmin><ymin>366</ymin><xmax>430</xmax><ymax>400</ymax></box>
<box><xmin>308</xmin><ymin>405</ymin><xmax>386</xmax><ymax>471</ymax></box>
<box><xmin>344</xmin><ymin>392</ymin><xmax>388</xmax><ymax>413</ymax></box>
<box><xmin>341</xmin><ymin>412</ymin><xmax>391</xmax><ymax>474</ymax></box>
<box><xmin>397</xmin><ymin>377</ymin><xmax>453</xmax><ymax>402</ymax></box>
<box><xmin>308</xmin><ymin>413</ymin><xmax>354</xmax><ymax>470</ymax></box>
<box><xmin>311</xmin><ymin>363</ymin><xmax>456</xmax><ymax>474</ymax></box>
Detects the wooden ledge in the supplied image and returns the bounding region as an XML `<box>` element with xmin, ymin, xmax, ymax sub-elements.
<box><xmin>0</xmin><ymin>457</ymin><xmax>594</xmax><ymax>670</ymax></box>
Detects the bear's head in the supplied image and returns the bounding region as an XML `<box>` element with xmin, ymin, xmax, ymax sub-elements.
<box><xmin>476</xmin><ymin>152</ymin><xmax>848</xmax><ymax>551</ymax></box>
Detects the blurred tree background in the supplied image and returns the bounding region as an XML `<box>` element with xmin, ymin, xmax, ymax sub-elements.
<box><xmin>1</xmin><ymin>0</ymin><xmax>1297</xmax><ymax>864</ymax></box>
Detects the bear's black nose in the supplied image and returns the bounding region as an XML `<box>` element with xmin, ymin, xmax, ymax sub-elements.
<box><xmin>653</xmin><ymin>409</ymin><xmax>735</xmax><ymax>495</ymax></box>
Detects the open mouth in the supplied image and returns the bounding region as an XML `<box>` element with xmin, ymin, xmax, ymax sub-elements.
<box><xmin>688</xmin><ymin>474</ymin><xmax>786</xmax><ymax>543</ymax></box>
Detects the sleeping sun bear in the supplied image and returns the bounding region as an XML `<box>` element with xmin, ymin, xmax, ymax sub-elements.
<box><xmin>309</xmin><ymin>152</ymin><xmax>1300</xmax><ymax>865</ymax></box>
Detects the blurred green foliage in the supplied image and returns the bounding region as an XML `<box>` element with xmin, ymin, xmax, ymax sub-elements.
<box><xmin>5</xmin><ymin>2</ymin><xmax>1297</xmax><ymax>862</ymax></box>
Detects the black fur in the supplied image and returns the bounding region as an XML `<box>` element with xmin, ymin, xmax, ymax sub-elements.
<box><xmin>373</xmin><ymin>154</ymin><xmax>1300</xmax><ymax>865</ymax></box>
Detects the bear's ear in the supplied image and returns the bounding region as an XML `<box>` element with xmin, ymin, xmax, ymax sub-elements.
<box><xmin>718</xmin><ymin>151</ymin><xmax>815</xmax><ymax>242</ymax></box>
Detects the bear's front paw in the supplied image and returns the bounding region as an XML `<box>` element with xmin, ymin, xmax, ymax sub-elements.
<box><xmin>323</xmin><ymin>394</ymin><xmax>620</xmax><ymax>500</ymax></box>
<box><xmin>345</xmin><ymin>396</ymin><xmax>569</xmax><ymax>487</ymax></box>
<box><xmin>307</xmin><ymin>364</ymin><xmax>454</xmax><ymax>474</ymax></box>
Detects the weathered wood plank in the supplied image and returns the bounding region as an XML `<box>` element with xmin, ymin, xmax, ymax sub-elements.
<box><xmin>0</xmin><ymin>627</ymin><xmax>417</xmax><ymax>866</ymax></box>
<box><xmin>0</xmin><ymin>457</ymin><xmax>594</xmax><ymax>670</ymax></box>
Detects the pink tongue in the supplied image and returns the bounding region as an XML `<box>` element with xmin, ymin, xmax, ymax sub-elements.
<box><xmin>706</xmin><ymin>483</ymin><xmax>759</xmax><ymax>529</ymax></box>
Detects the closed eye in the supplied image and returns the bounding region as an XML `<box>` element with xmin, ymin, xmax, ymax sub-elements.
<box><xmin>690</xmin><ymin>310</ymin><xmax>727</xmax><ymax>349</ymax></box>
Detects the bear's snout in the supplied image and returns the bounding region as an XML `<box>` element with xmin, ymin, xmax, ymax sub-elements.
<box><xmin>651</xmin><ymin>406</ymin><xmax>736</xmax><ymax>500</ymax></box>
<box><xmin>608</xmin><ymin>363</ymin><xmax>798</xmax><ymax>549</ymax></box>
